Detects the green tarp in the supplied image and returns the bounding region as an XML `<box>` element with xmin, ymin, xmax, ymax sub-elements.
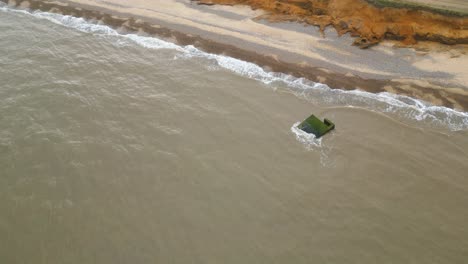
<box><xmin>298</xmin><ymin>114</ymin><xmax>335</xmax><ymax>138</ymax></box>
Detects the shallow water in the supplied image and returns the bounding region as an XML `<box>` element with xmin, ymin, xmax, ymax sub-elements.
<box><xmin>1</xmin><ymin>5</ymin><xmax>468</xmax><ymax>264</ymax></box>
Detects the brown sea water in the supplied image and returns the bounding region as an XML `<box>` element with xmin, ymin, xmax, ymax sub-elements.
<box><xmin>1</xmin><ymin>5</ymin><xmax>468</xmax><ymax>263</ymax></box>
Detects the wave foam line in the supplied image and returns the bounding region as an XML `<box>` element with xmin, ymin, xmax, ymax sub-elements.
<box><xmin>2</xmin><ymin>4</ymin><xmax>468</xmax><ymax>131</ymax></box>
<box><xmin>290</xmin><ymin>122</ymin><xmax>322</xmax><ymax>150</ymax></box>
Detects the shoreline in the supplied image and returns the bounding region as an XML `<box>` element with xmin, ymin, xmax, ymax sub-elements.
<box><xmin>3</xmin><ymin>0</ymin><xmax>468</xmax><ymax>111</ymax></box>
<box><xmin>194</xmin><ymin>0</ymin><xmax>468</xmax><ymax>47</ymax></box>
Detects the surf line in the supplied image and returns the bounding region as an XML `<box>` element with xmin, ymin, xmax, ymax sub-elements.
<box><xmin>2</xmin><ymin>1</ymin><xmax>467</xmax><ymax>131</ymax></box>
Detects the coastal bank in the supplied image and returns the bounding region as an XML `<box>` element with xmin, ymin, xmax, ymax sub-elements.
<box><xmin>3</xmin><ymin>0</ymin><xmax>468</xmax><ymax>110</ymax></box>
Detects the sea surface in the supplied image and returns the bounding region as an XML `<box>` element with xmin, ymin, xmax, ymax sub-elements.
<box><xmin>1</xmin><ymin>4</ymin><xmax>468</xmax><ymax>263</ymax></box>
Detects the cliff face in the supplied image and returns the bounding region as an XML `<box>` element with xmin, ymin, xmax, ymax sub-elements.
<box><xmin>194</xmin><ymin>0</ymin><xmax>468</xmax><ymax>48</ymax></box>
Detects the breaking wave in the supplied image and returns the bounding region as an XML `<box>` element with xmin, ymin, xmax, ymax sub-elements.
<box><xmin>290</xmin><ymin>122</ymin><xmax>323</xmax><ymax>150</ymax></box>
<box><xmin>2</xmin><ymin>3</ymin><xmax>468</xmax><ymax>132</ymax></box>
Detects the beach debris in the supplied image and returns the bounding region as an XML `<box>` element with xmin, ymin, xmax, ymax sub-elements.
<box><xmin>352</xmin><ymin>37</ymin><xmax>379</xmax><ymax>49</ymax></box>
<box><xmin>297</xmin><ymin>114</ymin><xmax>335</xmax><ymax>138</ymax></box>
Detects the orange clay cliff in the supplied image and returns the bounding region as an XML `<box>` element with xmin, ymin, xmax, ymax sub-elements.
<box><xmin>194</xmin><ymin>0</ymin><xmax>468</xmax><ymax>48</ymax></box>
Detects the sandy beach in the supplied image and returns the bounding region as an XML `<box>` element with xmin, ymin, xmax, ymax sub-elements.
<box><xmin>4</xmin><ymin>0</ymin><xmax>468</xmax><ymax>110</ymax></box>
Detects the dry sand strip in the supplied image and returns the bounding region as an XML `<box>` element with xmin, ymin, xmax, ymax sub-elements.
<box><xmin>383</xmin><ymin>0</ymin><xmax>468</xmax><ymax>14</ymax></box>
<box><xmin>4</xmin><ymin>0</ymin><xmax>468</xmax><ymax>110</ymax></box>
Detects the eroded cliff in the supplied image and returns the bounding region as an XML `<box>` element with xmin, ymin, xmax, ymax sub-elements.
<box><xmin>194</xmin><ymin>0</ymin><xmax>468</xmax><ymax>48</ymax></box>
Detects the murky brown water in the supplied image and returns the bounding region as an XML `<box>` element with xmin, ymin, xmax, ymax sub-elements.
<box><xmin>1</xmin><ymin>5</ymin><xmax>468</xmax><ymax>263</ymax></box>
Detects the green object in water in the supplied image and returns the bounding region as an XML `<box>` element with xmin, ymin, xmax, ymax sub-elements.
<box><xmin>298</xmin><ymin>114</ymin><xmax>335</xmax><ymax>138</ymax></box>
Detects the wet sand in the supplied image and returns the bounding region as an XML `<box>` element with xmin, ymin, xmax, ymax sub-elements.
<box><xmin>4</xmin><ymin>0</ymin><xmax>468</xmax><ymax>110</ymax></box>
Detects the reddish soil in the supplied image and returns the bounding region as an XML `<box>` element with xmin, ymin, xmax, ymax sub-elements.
<box><xmin>194</xmin><ymin>0</ymin><xmax>468</xmax><ymax>48</ymax></box>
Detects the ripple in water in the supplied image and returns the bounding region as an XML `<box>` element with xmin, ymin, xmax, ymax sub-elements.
<box><xmin>1</xmin><ymin>3</ymin><xmax>467</xmax><ymax>135</ymax></box>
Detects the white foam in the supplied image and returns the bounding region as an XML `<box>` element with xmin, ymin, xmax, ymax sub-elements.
<box><xmin>125</xmin><ymin>34</ymin><xmax>184</xmax><ymax>51</ymax></box>
<box><xmin>35</xmin><ymin>12</ymin><xmax>118</xmax><ymax>35</ymax></box>
<box><xmin>29</xmin><ymin>8</ymin><xmax>184</xmax><ymax>51</ymax></box>
<box><xmin>2</xmin><ymin>4</ymin><xmax>468</xmax><ymax>132</ymax></box>
<box><xmin>290</xmin><ymin>122</ymin><xmax>322</xmax><ymax>150</ymax></box>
